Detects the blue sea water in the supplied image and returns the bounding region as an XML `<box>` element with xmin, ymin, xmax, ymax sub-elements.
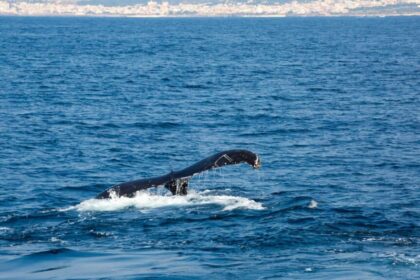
<box><xmin>0</xmin><ymin>16</ymin><xmax>419</xmax><ymax>279</ymax></box>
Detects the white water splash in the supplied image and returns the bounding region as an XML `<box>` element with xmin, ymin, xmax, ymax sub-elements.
<box><xmin>67</xmin><ymin>190</ymin><xmax>264</xmax><ymax>212</ymax></box>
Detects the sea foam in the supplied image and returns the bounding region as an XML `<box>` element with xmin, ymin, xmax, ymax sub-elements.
<box><xmin>68</xmin><ymin>190</ymin><xmax>264</xmax><ymax>212</ymax></box>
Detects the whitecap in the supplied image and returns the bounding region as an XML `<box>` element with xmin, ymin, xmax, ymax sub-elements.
<box><xmin>308</xmin><ymin>199</ymin><xmax>318</xmax><ymax>209</ymax></box>
<box><xmin>377</xmin><ymin>252</ymin><xmax>419</xmax><ymax>266</ymax></box>
<box><xmin>0</xmin><ymin>227</ymin><xmax>12</xmax><ymax>233</ymax></box>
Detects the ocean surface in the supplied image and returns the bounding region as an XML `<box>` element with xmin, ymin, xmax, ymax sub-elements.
<box><xmin>0</xmin><ymin>16</ymin><xmax>419</xmax><ymax>279</ymax></box>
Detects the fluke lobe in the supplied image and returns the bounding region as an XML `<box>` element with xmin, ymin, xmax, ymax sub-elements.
<box><xmin>96</xmin><ymin>149</ymin><xmax>260</xmax><ymax>199</ymax></box>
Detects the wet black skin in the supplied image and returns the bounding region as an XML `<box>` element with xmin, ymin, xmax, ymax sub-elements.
<box><xmin>96</xmin><ymin>149</ymin><xmax>260</xmax><ymax>199</ymax></box>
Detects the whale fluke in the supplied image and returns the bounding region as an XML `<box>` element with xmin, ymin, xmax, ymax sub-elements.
<box><xmin>96</xmin><ymin>149</ymin><xmax>260</xmax><ymax>199</ymax></box>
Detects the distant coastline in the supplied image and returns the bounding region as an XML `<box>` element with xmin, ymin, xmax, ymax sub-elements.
<box><xmin>1</xmin><ymin>1</ymin><xmax>420</xmax><ymax>17</ymax></box>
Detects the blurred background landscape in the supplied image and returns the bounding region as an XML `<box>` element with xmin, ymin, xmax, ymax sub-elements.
<box><xmin>1</xmin><ymin>0</ymin><xmax>420</xmax><ymax>17</ymax></box>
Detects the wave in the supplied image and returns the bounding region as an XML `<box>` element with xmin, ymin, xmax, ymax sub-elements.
<box><xmin>377</xmin><ymin>251</ymin><xmax>420</xmax><ymax>266</ymax></box>
<box><xmin>0</xmin><ymin>0</ymin><xmax>419</xmax><ymax>17</ymax></box>
<box><xmin>65</xmin><ymin>190</ymin><xmax>265</xmax><ymax>212</ymax></box>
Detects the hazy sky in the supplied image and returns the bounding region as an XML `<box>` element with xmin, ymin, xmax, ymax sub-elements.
<box><xmin>0</xmin><ymin>0</ymin><xmax>419</xmax><ymax>16</ymax></box>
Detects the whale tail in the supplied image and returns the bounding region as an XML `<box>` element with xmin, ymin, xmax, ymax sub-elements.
<box><xmin>96</xmin><ymin>149</ymin><xmax>260</xmax><ymax>199</ymax></box>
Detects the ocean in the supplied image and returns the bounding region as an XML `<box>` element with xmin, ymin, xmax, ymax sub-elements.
<box><xmin>0</xmin><ymin>16</ymin><xmax>419</xmax><ymax>279</ymax></box>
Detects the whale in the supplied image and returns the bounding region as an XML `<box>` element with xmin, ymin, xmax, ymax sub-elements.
<box><xmin>96</xmin><ymin>149</ymin><xmax>260</xmax><ymax>199</ymax></box>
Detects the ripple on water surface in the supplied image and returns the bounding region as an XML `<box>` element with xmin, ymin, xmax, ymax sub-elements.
<box><xmin>0</xmin><ymin>16</ymin><xmax>419</xmax><ymax>279</ymax></box>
